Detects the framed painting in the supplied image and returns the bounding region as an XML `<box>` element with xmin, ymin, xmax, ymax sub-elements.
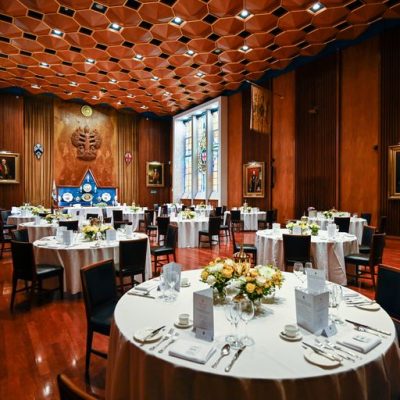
<box><xmin>250</xmin><ymin>84</ymin><xmax>271</xmax><ymax>135</ymax></box>
<box><xmin>146</xmin><ymin>162</ymin><xmax>164</xmax><ymax>187</ymax></box>
<box><xmin>388</xmin><ymin>145</ymin><xmax>400</xmax><ymax>199</ymax></box>
<box><xmin>243</xmin><ymin>162</ymin><xmax>265</xmax><ymax>198</ymax></box>
<box><xmin>0</xmin><ymin>152</ymin><xmax>20</xmax><ymax>184</ymax></box>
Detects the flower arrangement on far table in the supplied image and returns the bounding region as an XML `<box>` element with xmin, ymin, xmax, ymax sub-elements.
<box><xmin>45</xmin><ymin>213</ymin><xmax>72</xmax><ymax>223</ymax></box>
<box><xmin>200</xmin><ymin>257</ymin><xmax>284</xmax><ymax>303</ymax></box>
<box><xmin>323</xmin><ymin>208</ymin><xmax>337</xmax><ymax>219</ymax></box>
<box><xmin>198</xmin><ymin>202</ymin><xmax>207</xmax><ymax>209</ymax></box>
<box><xmin>286</xmin><ymin>220</ymin><xmax>320</xmax><ymax>236</ymax></box>
<box><xmin>130</xmin><ymin>204</ymin><xmax>141</xmax><ymax>212</ymax></box>
<box><xmin>181</xmin><ymin>210</ymin><xmax>196</xmax><ymax>219</ymax></box>
<box><xmin>82</xmin><ymin>221</ymin><xmax>113</xmax><ymax>241</ymax></box>
<box><xmin>29</xmin><ymin>205</ymin><xmax>50</xmax><ymax>215</ymax></box>
<box><xmin>94</xmin><ymin>202</ymin><xmax>108</xmax><ymax>207</ymax></box>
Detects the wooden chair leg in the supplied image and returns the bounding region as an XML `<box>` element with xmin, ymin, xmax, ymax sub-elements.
<box><xmin>0</xmin><ymin>242</ymin><xmax>4</xmax><ymax>258</ymax></box>
<box><xmin>10</xmin><ymin>277</ymin><xmax>17</xmax><ymax>312</ymax></box>
<box><xmin>85</xmin><ymin>328</ymin><xmax>94</xmax><ymax>380</ymax></box>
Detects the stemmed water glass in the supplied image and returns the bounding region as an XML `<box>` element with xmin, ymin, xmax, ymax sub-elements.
<box><xmin>164</xmin><ymin>270</ymin><xmax>178</xmax><ymax>302</ymax></box>
<box><xmin>224</xmin><ymin>301</ymin><xmax>242</xmax><ymax>349</ymax></box>
<box><xmin>293</xmin><ymin>262</ymin><xmax>305</xmax><ymax>286</ymax></box>
<box><xmin>240</xmin><ymin>299</ymin><xmax>255</xmax><ymax>346</ymax></box>
<box><xmin>329</xmin><ymin>284</ymin><xmax>343</xmax><ymax>324</ymax></box>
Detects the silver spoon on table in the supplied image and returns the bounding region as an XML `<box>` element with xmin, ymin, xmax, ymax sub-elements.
<box><xmin>211</xmin><ymin>344</ymin><xmax>231</xmax><ymax>368</ymax></box>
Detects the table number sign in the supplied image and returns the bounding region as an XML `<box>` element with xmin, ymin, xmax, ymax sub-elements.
<box><xmin>306</xmin><ymin>268</ymin><xmax>326</xmax><ymax>293</ymax></box>
<box><xmin>193</xmin><ymin>288</ymin><xmax>214</xmax><ymax>342</ymax></box>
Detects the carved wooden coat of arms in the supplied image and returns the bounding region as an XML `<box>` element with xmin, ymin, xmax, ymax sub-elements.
<box><xmin>71</xmin><ymin>125</ymin><xmax>101</xmax><ymax>161</ymax></box>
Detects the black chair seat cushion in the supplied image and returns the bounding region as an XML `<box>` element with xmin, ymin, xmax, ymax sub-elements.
<box><xmin>286</xmin><ymin>257</ymin><xmax>309</xmax><ymax>264</ymax></box>
<box><xmin>37</xmin><ymin>264</ymin><xmax>63</xmax><ymax>278</ymax></box>
<box><xmin>359</xmin><ymin>245</ymin><xmax>371</xmax><ymax>254</ymax></box>
<box><xmin>115</xmin><ymin>265</ymin><xmax>143</xmax><ymax>276</ymax></box>
<box><xmin>344</xmin><ymin>254</ymin><xmax>369</xmax><ymax>265</ymax></box>
<box><xmin>151</xmin><ymin>246</ymin><xmax>174</xmax><ymax>256</ymax></box>
<box><xmin>220</xmin><ymin>225</ymin><xmax>229</xmax><ymax>230</ymax></box>
<box><xmin>4</xmin><ymin>223</ymin><xmax>17</xmax><ymax>230</ymax></box>
<box><xmin>235</xmin><ymin>244</ymin><xmax>257</xmax><ymax>253</ymax></box>
<box><xmin>90</xmin><ymin>301</ymin><xmax>116</xmax><ymax>335</ymax></box>
<box><xmin>147</xmin><ymin>225</ymin><xmax>157</xmax><ymax>230</ymax></box>
<box><xmin>199</xmin><ymin>230</ymin><xmax>212</xmax><ymax>235</ymax></box>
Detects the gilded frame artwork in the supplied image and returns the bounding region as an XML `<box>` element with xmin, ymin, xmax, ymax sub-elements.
<box><xmin>146</xmin><ymin>162</ymin><xmax>164</xmax><ymax>187</ymax></box>
<box><xmin>243</xmin><ymin>162</ymin><xmax>265</xmax><ymax>198</ymax></box>
<box><xmin>0</xmin><ymin>152</ymin><xmax>20</xmax><ymax>184</ymax></box>
<box><xmin>388</xmin><ymin>145</ymin><xmax>400</xmax><ymax>199</ymax></box>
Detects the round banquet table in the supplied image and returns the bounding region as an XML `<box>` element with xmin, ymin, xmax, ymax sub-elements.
<box><xmin>170</xmin><ymin>216</ymin><xmax>209</xmax><ymax>248</ymax></box>
<box><xmin>19</xmin><ymin>221</ymin><xmax>57</xmax><ymax>242</ymax></box>
<box><xmin>106</xmin><ymin>270</ymin><xmax>400</xmax><ymax>400</ymax></box>
<box><xmin>122</xmin><ymin>211</ymin><xmax>145</xmax><ymax>231</ymax></box>
<box><xmin>7</xmin><ymin>214</ymin><xmax>36</xmax><ymax>228</ymax></box>
<box><xmin>224</xmin><ymin>211</ymin><xmax>266</xmax><ymax>231</ymax></box>
<box><xmin>255</xmin><ymin>229</ymin><xmax>358</xmax><ymax>286</ymax></box>
<box><xmin>33</xmin><ymin>232</ymin><xmax>151</xmax><ymax>294</ymax></box>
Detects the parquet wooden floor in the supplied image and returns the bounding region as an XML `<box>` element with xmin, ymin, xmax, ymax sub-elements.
<box><xmin>0</xmin><ymin>233</ymin><xmax>399</xmax><ymax>399</ymax></box>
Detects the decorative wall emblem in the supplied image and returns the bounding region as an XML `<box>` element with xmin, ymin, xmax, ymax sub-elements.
<box><xmin>33</xmin><ymin>143</ymin><xmax>44</xmax><ymax>159</ymax></box>
<box><xmin>81</xmin><ymin>105</ymin><xmax>93</xmax><ymax>117</ymax></box>
<box><xmin>71</xmin><ymin>125</ymin><xmax>102</xmax><ymax>161</ymax></box>
<box><xmin>124</xmin><ymin>151</ymin><xmax>132</xmax><ymax>165</ymax></box>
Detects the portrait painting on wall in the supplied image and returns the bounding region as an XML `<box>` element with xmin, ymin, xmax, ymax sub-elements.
<box><xmin>388</xmin><ymin>145</ymin><xmax>400</xmax><ymax>199</ymax></box>
<box><xmin>250</xmin><ymin>84</ymin><xmax>271</xmax><ymax>135</ymax></box>
<box><xmin>0</xmin><ymin>152</ymin><xmax>20</xmax><ymax>184</ymax></box>
<box><xmin>146</xmin><ymin>162</ymin><xmax>164</xmax><ymax>187</ymax></box>
<box><xmin>243</xmin><ymin>162</ymin><xmax>265</xmax><ymax>198</ymax></box>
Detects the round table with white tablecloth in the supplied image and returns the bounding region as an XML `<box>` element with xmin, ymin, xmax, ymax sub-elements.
<box><xmin>19</xmin><ymin>221</ymin><xmax>57</xmax><ymax>242</ymax></box>
<box><xmin>170</xmin><ymin>216</ymin><xmax>209</xmax><ymax>248</ymax></box>
<box><xmin>122</xmin><ymin>211</ymin><xmax>145</xmax><ymax>231</ymax></box>
<box><xmin>7</xmin><ymin>214</ymin><xmax>36</xmax><ymax>228</ymax></box>
<box><xmin>256</xmin><ymin>229</ymin><xmax>359</xmax><ymax>285</ymax></box>
<box><xmin>33</xmin><ymin>232</ymin><xmax>151</xmax><ymax>294</ymax></box>
<box><xmin>105</xmin><ymin>270</ymin><xmax>400</xmax><ymax>400</ymax></box>
<box><xmin>224</xmin><ymin>211</ymin><xmax>266</xmax><ymax>231</ymax></box>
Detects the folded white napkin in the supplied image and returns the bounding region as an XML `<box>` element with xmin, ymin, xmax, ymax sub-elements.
<box><xmin>169</xmin><ymin>339</ymin><xmax>216</xmax><ymax>364</ymax></box>
<box><xmin>337</xmin><ymin>332</ymin><xmax>381</xmax><ymax>353</ymax></box>
<box><xmin>134</xmin><ymin>281</ymin><xmax>158</xmax><ymax>292</ymax></box>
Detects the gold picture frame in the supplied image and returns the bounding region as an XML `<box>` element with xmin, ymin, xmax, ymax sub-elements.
<box><xmin>0</xmin><ymin>152</ymin><xmax>20</xmax><ymax>184</ymax></box>
<box><xmin>146</xmin><ymin>161</ymin><xmax>164</xmax><ymax>187</ymax></box>
<box><xmin>243</xmin><ymin>162</ymin><xmax>265</xmax><ymax>198</ymax></box>
<box><xmin>388</xmin><ymin>145</ymin><xmax>400</xmax><ymax>199</ymax></box>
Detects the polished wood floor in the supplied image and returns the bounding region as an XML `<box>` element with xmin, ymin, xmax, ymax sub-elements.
<box><xmin>0</xmin><ymin>233</ymin><xmax>399</xmax><ymax>399</ymax></box>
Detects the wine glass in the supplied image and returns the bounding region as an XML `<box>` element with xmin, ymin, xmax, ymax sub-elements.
<box><xmin>224</xmin><ymin>301</ymin><xmax>242</xmax><ymax>349</ymax></box>
<box><xmin>165</xmin><ymin>270</ymin><xmax>178</xmax><ymax>302</ymax></box>
<box><xmin>157</xmin><ymin>272</ymin><xmax>167</xmax><ymax>301</ymax></box>
<box><xmin>240</xmin><ymin>299</ymin><xmax>255</xmax><ymax>346</ymax></box>
<box><xmin>329</xmin><ymin>284</ymin><xmax>343</xmax><ymax>324</ymax></box>
<box><xmin>225</xmin><ymin>282</ymin><xmax>240</xmax><ymax>302</ymax></box>
<box><xmin>293</xmin><ymin>262</ymin><xmax>305</xmax><ymax>285</ymax></box>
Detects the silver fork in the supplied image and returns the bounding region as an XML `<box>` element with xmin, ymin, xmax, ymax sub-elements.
<box><xmin>315</xmin><ymin>338</ymin><xmax>354</xmax><ymax>362</ymax></box>
<box><xmin>149</xmin><ymin>328</ymin><xmax>173</xmax><ymax>351</ymax></box>
<box><xmin>314</xmin><ymin>339</ymin><xmax>343</xmax><ymax>361</ymax></box>
<box><xmin>324</xmin><ymin>339</ymin><xmax>361</xmax><ymax>360</ymax></box>
<box><xmin>158</xmin><ymin>332</ymin><xmax>179</xmax><ymax>354</ymax></box>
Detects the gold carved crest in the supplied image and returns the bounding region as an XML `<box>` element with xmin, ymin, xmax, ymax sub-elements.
<box><xmin>71</xmin><ymin>125</ymin><xmax>102</xmax><ymax>161</ymax></box>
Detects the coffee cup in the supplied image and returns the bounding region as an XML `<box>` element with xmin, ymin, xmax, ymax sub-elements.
<box><xmin>284</xmin><ymin>324</ymin><xmax>299</xmax><ymax>338</ymax></box>
<box><xmin>178</xmin><ymin>313</ymin><xmax>190</xmax><ymax>326</ymax></box>
<box><xmin>181</xmin><ymin>277</ymin><xmax>189</xmax><ymax>286</ymax></box>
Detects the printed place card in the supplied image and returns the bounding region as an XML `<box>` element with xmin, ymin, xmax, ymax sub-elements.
<box><xmin>193</xmin><ymin>288</ymin><xmax>214</xmax><ymax>342</ymax></box>
<box><xmin>306</xmin><ymin>268</ymin><xmax>326</xmax><ymax>293</ymax></box>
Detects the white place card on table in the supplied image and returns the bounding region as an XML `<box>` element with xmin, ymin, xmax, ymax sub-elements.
<box><xmin>163</xmin><ymin>262</ymin><xmax>182</xmax><ymax>292</ymax></box>
<box><xmin>106</xmin><ymin>229</ymin><xmax>116</xmax><ymax>242</ymax></box>
<box><xmin>193</xmin><ymin>288</ymin><xmax>214</xmax><ymax>342</ymax></box>
<box><xmin>169</xmin><ymin>339</ymin><xmax>216</xmax><ymax>364</ymax></box>
<box><xmin>306</xmin><ymin>268</ymin><xmax>326</xmax><ymax>293</ymax></box>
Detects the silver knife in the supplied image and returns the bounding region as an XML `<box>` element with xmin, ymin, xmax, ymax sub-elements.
<box><xmin>345</xmin><ymin>319</ymin><xmax>391</xmax><ymax>336</ymax></box>
<box><xmin>140</xmin><ymin>325</ymin><xmax>166</xmax><ymax>344</ymax></box>
<box><xmin>302</xmin><ymin>342</ymin><xmax>342</xmax><ymax>362</ymax></box>
<box><xmin>225</xmin><ymin>346</ymin><xmax>246</xmax><ymax>372</ymax></box>
<box><xmin>127</xmin><ymin>292</ymin><xmax>155</xmax><ymax>299</ymax></box>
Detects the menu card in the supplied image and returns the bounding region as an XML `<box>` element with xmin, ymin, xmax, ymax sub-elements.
<box><xmin>106</xmin><ymin>229</ymin><xmax>117</xmax><ymax>242</ymax></box>
<box><xmin>193</xmin><ymin>288</ymin><xmax>214</xmax><ymax>342</ymax></box>
<box><xmin>306</xmin><ymin>268</ymin><xmax>326</xmax><ymax>293</ymax></box>
<box><xmin>163</xmin><ymin>262</ymin><xmax>182</xmax><ymax>292</ymax></box>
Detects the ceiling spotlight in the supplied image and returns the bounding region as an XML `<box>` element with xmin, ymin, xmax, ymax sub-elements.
<box><xmin>308</xmin><ymin>2</ymin><xmax>325</xmax><ymax>13</ymax></box>
<box><xmin>109</xmin><ymin>78</ymin><xmax>117</xmax><ymax>84</ymax></box>
<box><xmin>69</xmin><ymin>81</ymin><xmax>78</xmax><ymax>87</ymax></box>
<box><xmin>163</xmin><ymin>91</ymin><xmax>171</xmax><ymax>96</ymax></box>
<box><xmin>237</xmin><ymin>9</ymin><xmax>252</xmax><ymax>20</ymax></box>
<box><xmin>31</xmin><ymin>84</ymin><xmax>41</xmax><ymax>89</ymax></box>
<box><xmin>40</xmin><ymin>62</ymin><xmax>49</xmax><ymax>68</ymax></box>
<box><xmin>171</xmin><ymin>16</ymin><xmax>184</xmax><ymax>26</ymax></box>
<box><xmin>92</xmin><ymin>95</ymin><xmax>98</xmax><ymax>100</ymax></box>
<box><xmin>51</xmin><ymin>29</ymin><xmax>63</xmax><ymax>37</ymax></box>
<box><xmin>127</xmin><ymin>94</ymin><xmax>134</xmax><ymax>98</ymax></box>
<box><xmin>109</xmin><ymin>23</ymin><xmax>122</xmax><ymax>32</ymax></box>
<box><xmin>213</xmin><ymin>48</ymin><xmax>223</xmax><ymax>54</ymax></box>
<box><xmin>239</xmin><ymin>44</ymin><xmax>250</xmax><ymax>52</ymax></box>
<box><xmin>196</xmin><ymin>71</ymin><xmax>205</xmax><ymax>78</ymax></box>
<box><xmin>134</xmin><ymin>54</ymin><xmax>143</xmax><ymax>61</ymax></box>
<box><xmin>85</xmin><ymin>58</ymin><xmax>95</xmax><ymax>64</ymax></box>
<box><xmin>151</xmin><ymin>76</ymin><xmax>159</xmax><ymax>81</ymax></box>
<box><xmin>56</xmin><ymin>72</ymin><xmax>65</xmax><ymax>77</ymax></box>
<box><xmin>140</xmin><ymin>105</ymin><xmax>148</xmax><ymax>109</ymax></box>
<box><xmin>65</xmin><ymin>91</ymin><xmax>72</xmax><ymax>95</ymax></box>
<box><xmin>186</xmin><ymin>49</ymin><xmax>195</xmax><ymax>56</ymax></box>
<box><xmin>117</xmin><ymin>100</ymin><xmax>123</xmax><ymax>105</ymax></box>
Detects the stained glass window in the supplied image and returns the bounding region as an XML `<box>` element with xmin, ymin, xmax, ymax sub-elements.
<box><xmin>183</xmin><ymin>119</ymin><xmax>192</xmax><ymax>194</ymax></box>
<box><xmin>197</xmin><ymin>114</ymin><xmax>207</xmax><ymax>194</ymax></box>
<box><xmin>211</xmin><ymin>110</ymin><xmax>219</xmax><ymax>193</ymax></box>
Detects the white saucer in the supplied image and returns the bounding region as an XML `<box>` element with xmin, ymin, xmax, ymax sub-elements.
<box><xmin>279</xmin><ymin>331</ymin><xmax>302</xmax><ymax>342</ymax></box>
<box><xmin>174</xmin><ymin>320</ymin><xmax>193</xmax><ymax>329</ymax></box>
<box><xmin>180</xmin><ymin>282</ymin><xmax>191</xmax><ymax>288</ymax></box>
<box><xmin>133</xmin><ymin>328</ymin><xmax>164</xmax><ymax>343</ymax></box>
<box><xmin>303</xmin><ymin>349</ymin><xmax>341</xmax><ymax>368</ymax></box>
<box><xmin>355</xmin><ymin>303</ymin><xmax>380</xmax><ymax>311</ymax></box>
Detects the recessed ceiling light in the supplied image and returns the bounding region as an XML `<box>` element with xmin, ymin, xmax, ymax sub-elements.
<box><xmin>163</xmin><ymin>91</ymin><xmax>171</xmax><ymax>96</ymax></box>
<box><xmin>93</xmin><ymin>2</ymin><xmax>106</xmax><ymax>11</ymax></box>
<box><xmin>31</xmin><ymin>84</ymin><xmax>41</xmax><ymax>89</ymax></box>
<box><xmin>237</xmin><ymin>9</ymin><xmax>252</xmax><ymax>20</ymax></box>
<box><xmin>127</xmin><ymin>94</ymin><xmax>134</xmax><ymax>98</ymax></box>
<box><xmin>69</xmin><ymin>81</ymin><xmax>78</xmax><ymax>87</ymax></box>
<box><xmin>213</xmin><ymin>48</ymin><xmax>223</xmax><ymax>54</ymax></box>
<box><xmin>51</xmin><ymin>29</ymin><xmax>63</xmax><ymax>37</ymax></box>
<box><xmin>140</xmin><ymin>105</ymin><xmax>148</xmax><ymax>109</ymax></box>
<box><xmin>109</xmin><ymin>78</ymin><xmax>117</xmax><ymax>84</ymax></box>
<box><xmin>56</xmin><ymin>72</ymin><xmax>65</xmax><ymax>77</ymax></box>
<box><xmin>117</xmin><ymin>100</ymin><xmax>123</xmax><ymax>105</ymax></box>
<box><xmin>109</xmin><ymin>23</ymin><xmax>122</xmax><ymax>32</ymax></box>
<box><xmin>40</xmin><ymin>62</ymin><xmax>49</xmax><ymax>68</ymax></box>
<box><xmin>186</xmin><ymin>49</ymin><xmax>195</xmax><ymax>56</ymax></box>
<box><xmin>171</xmin><ymin>16</ymin><xmax>184</xmax><ymax>26</ymax></box>
<box><xmin>239</xmin><ymin>44</ymin><xmax>250</xmax><ymax>52</ymax></box>
<box><xmin>85</xmin><ymin>58</ymin><xmax>95</xmax><ymax>64</ymax></box>
<box><xmin>65</xmin><ymin>91</ymin><xmax>72</xmax><ymax>95</ymax></box>
<box><xmin>308</xmin><ymin>2</ymin><xmax>325</xmax><ymax>13</ymax></box>
<box><xmin>195</xmin><ymin>72</ymin><xmax>205</xmax><ymax>78</ymax></box>
<box><xmin>92</xmin><ymin>95</ymin><xmax>98</xmax><ymax>100</ymax></box>
<box><xmin>134</xmin><ymin>54</ymin><xmax>143</xmax><ymax>61</ymax></box>
<box><xmin>151</xmin><ymin>76</ymin><xmax>159</xmax><ymax>81</ymax></box>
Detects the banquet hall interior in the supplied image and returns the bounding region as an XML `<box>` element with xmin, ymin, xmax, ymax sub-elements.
<box><xmin>1</xmin><ymin>0</ymin><xmax>400</xmax><ymax>399</ymax></box>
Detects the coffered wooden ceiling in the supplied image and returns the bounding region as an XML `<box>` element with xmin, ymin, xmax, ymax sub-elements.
<box><xmin>0</xmin><ymin>0</ymin><xmax>398</xmax><ymax>115</ymax></box>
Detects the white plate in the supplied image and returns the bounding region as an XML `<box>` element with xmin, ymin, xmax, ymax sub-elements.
<box><xmin>62</xmin><ymin>192</ymin><xmax>73</xmax><ymax>202</ymax></box>
<box><xmin>180</xmin><ymin>282</ymin><xmax>191</xmax><ymax>288</ymax></box>
<box><xmin>355</xmin><ymin>303</ymin><xmax>381</xmax><ymax>311</ymax></box>
<box><xmin>279</xmin><ymin>331</ymin><xmax>302</xmax><ymax>342</ymax></box>
<box><xmin>303</xmin><ymin>349</ymin><xmax>341</xmax><ymax>368</ymax></box>
<box><xmin>82</xmin><ymin>193</ymin><xmax>93</xmax><ymax>202</ymax></box>
<box><xmin>83</xmin><ymin>183</ymin><xmax>92</xmax><ymax>193</ymax></box>
<box><xmin>133</xmin><ymin>328</ymin><xmax>164</xmax><ymax>343</ymax></box>
<box><xmin>102</xmin><ymin>192</ymin><xmax>111</xmax><ymax>202</ymax></box>
<box><xmin>174</xmin><ymin>320</ymin><xmax>193</xmax><ymax>329</ymax></box>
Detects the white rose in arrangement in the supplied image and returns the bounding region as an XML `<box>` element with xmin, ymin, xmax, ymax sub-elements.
<box><xmin>206</xmin><ymin>275</ymin><xmax>216</xmax><ymax>285</ymax></box>
<box><xmin>256</xmin><ymin>276</ymin><xmax>267</xmax><ymax>286</ymax></box>
<box><xmin>225</xmin><ymin>259</ymin><xmax>235</xmax><ymax>266</ymax></box>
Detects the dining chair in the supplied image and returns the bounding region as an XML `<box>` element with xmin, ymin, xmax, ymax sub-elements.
<box><xmin>282</xmin><ymin>234</ymin><xmax>311</xmax><ymax>271</ymax></box>
<box><xmin>378</xmin><ymin>215</ymin><xmax>387</xmax><ymax>234</ymax></box>
<box><xmin>231</xmin><ymin>228</ymin><xmax>257</xmax><ymax>265</ymax></box>
<box><xmin>11</xmin><ymin>228</ymin><xmax>29</xmax><ymax>242</ymax></box>
<box><xmin>116</xmin><ymin>238</ymin><xmax>148</xmax><ymax>293</ymax></box>
<box><xmin>10</xmin><ymin>240</ymin><xmax>64</xmax><ymax>312</ymax></box>
<box><xmin>215</xmin><ymin>206</ymin><xmax>223</xmax><ymax>217</ymax></box>
<box><xmin>1</xmin><ymin>209</ymin><xmax>17</xmax><ymax>232</ymax></box>
<box><xmin>344</xmin><ymin>233</ymin><xmax>385</xmax><ymax>289</ymax></box>
<box><xmin>198</xmin><ymin>216</ymin><xmax>221</xmax><ymax>247</ymax></box>
<box><xmin>0</xmin><ymin>219</ymin><xmax>12</xmax><ymax>258</ymax></box>
<box><xmin>258</xmin><ymin>209</ymin><xmax>275</xmax><ymax>230</ymax></box>
<box><xmin>157</xmin><ymin>216</ymin><xmax>170</xmax><ymax>245</ymax></box>
<box><xmin>59</xmin><ymin>220</ymin><xmax>79</xmax><ymax>231</ymax></box>
<box><xmin>219</xmin><ymin>213</ymin><xmax>231</xmax><ymax>241</ymax></box>
<box><xmin>151</xmin><ymin>225</ymin><xmax>178</xmax><ymax>274</ymax></box>
<box><xmin>114</xmin><ymin>221</ymin><xmax>132</xmax><ymax>230</ymax></box>
<box><xmin>86</xmin><ymin>213</ymin><xmax>98</xmax><ymax>220</ymax></box>
<box><xmin>359</xmin><ymin>225</ymin><xmax>376</xmax><ymax>254</ymax></box>
<box><xmin>230</xmin><ymin>210</ymin><xmax>243</xmax><ymax>232</ymax></box>
<box><xmin>162</xmin><ymin>205</ymin><xmax>169</xmax><ymax>216</ymax></box>
<box><xmin>333</xmin><ymin>216</ymin><xmax>350</xmax><ymax>233</ymax></box>
<box><xmin>103</xmin><ymin>217</ymin><xmax>112</xmax><ymax>224</ymax></box>
<box><xmin>57</xmin><ymin>374</ymin><xmax>97</xmax><ymax>400</ymax></box>
<box><xmin>360</xmin><ymin>212</ymin><xmax>372</xmax><ymax>225</ymax></box>
<box><xmin>143</xmin><ymin>210</ymin><xmax>157</xmax><ymax>240</ymax></box>
<box><xmin>80</xmin><ymin>259</ymin><xmax>118</xmax><ymax>379</ymax></box>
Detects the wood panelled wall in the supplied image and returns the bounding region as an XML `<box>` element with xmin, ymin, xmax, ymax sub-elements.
<box><xmin>380</xmin><ymin>27</ymin><xmax>400</xmax><ymax>236</ymax></box>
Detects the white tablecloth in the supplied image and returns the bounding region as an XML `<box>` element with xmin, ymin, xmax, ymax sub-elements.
<box><xmin>224</xmin><ymin>211</ymin><xmax>266</xmax><ymax>231</ymax></box>
<box><xmin>256</xmin><ymin>229</ymin><xmax>359</xmax><ymax>285</ymax></box>
<box><xmin>170</xmin><ymin>217</ymin><xmax>209</xmax><ymax>248</ymax></box>
<box><xmin>19</xmin><ymin>221</ymin><xmax>57</xmax><ymax>242</ymax></box>
<box><xmin>33</xmin><ymin>232</ymin><xmax>152</xmax><ymax>294</ymax></box>
<box><xmin>122</xmin><ymin>211</ymin><xmax>144</xmax><ymax>231</ymax></box>
<box><xmin>106</xmin><ymin>270</ymin><xmax>400</xmax><ymax>400</ymax></box>
<box><xmin>7</xmin><ymin>215</ymin><xmax>36</xmax><ymax>228</ymax></box>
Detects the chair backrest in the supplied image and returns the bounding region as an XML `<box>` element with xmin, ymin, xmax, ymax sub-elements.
<box><xmin>57</xmin><ymin>373</ymin><xmax>96</xmax><ymax>400</ymax></box>
<box><xmin>38</xmin><ymin>212</ymin><xmax>48</xmax><ymax>218</ymax></box>
<box><xmin>224</xmin><ymin>213</ymin><xmax>231</xmax><ymax>226</ymax></box>
<box><xmin>189</xmin><ymin>206</ymin><xmax>195</xmax><ymax>212</ymax></box>
<box><xmin>266</xmin><ymin>210</ymin><xmax>275</xmax><ymax>224</ymax></box>
<box><xmin>80</xmin><ymin>259</ymin><xmax>118</xmax><ymax>322</ymax></box>
<box><xmin>119</xmin><ymin>238</ymin><xmax>148</xmax><ymax>275</ymax></box>
<box><xmin>273</xmin><ymin>209</ymin><xmax>278</xmax><ymax>223</ymax></box>
<box><xmin>103</xmin><ymin>217</ymin><xmax>112</xmax><ymax>224</ymax></box>
<box><xmin>1</xmin><ymin>209</ymin><xmax>11</xmax><ymax>223</ymax></box>
<box><xmin>333</xmin><ymin>217</ymin><xmax>350</xmax><ymax>233</ymax></box>
<box><xmin>145</xmin><ymin>210</ymin><xmax>154</xmax><ymax>227</ymax></box>
<box><xmin>360</xmin><ymin>213</ymin><xmax>372</xmax><ymax>225</ymax></box>
<box><xmin>59</xmin><ymin>220</ymin><xmax>79</xmax><ymax>231</ymax></box>
<box><xmin>86</xmin><ymin>213</ymin><xmax>98</xmax><ymax>220</ymax></box>
<box><xmin>165</xmin><ymin>225</ymin><xmax>178</xmax><ymax>248</ymax></box>
<box><xmin>230</xmin><ymin>210</ymin><xmax>241</xmax><ymax>222</ymax></box>
<box><xmin>181</xmin><ymin>205</ymin><xmax>187</xmax><ymax>212</ymax></box>
<box><xmin>112</xmin><ymin>210</ymin><xmax>123</xmax><ymax>222</ymax></box>
<box><xmin>215</xmin><ymin>206</ymin><xmax>223</xmax><ymax>217</ymax></box>
<box><xmin>282</xmin><ymin>234</ymin><xmax>311</xmax><ymax>266</ymax></box>
<box><xmin>11</xmin><ymin>240</ymin><xmax>36</xmax><ymax>281</ymax></box>
<box><xmin>361</xmin><ymin>225</ymin><xmax>376</xmax><ymax>247</ymax></box>
<box><xmin>378</xmin><ymin>215</ymin><xmax>387</xmax><ymax>234</ymax></box>
<box><xmin>0</xmin><ymin>220</ymin><xmax>6</xmax><ymax>241</ymax></box>
<box><xmin>114</xmin><ymin>221</ymin><xmax>132</xmax><ymax>230</ymax></box>
<box><xmin>208</xmin><ymin>216</ymin><xmax>222</xmax><ymax>235</ymax></box>
<box><xmin>157</xmin><ymin>216</ymin><xmax>170</xmax><ymax>236</ymax></box>
<box><xmin>102</xmin><ymin>208</ymin><xmax>108</xmax><ymax>218</ymax></box>
<box><xmin>162</xmin><ymin>205</ymin><xmax>169</xmax><ymax>216</ymax></box>
<box><xmin>11</xmin><ymin>228</ymin><xmax>29</xmax><ymax>242</ymax></box>
<box><xmin>369</xmin><ymin>233</ymin><xmax>386</xmax><ymax>267</ymax></box>
<box><xmin>376</xmin><ymin>264</ymin><xmax>400</xmax><ymax>321</ymax></box>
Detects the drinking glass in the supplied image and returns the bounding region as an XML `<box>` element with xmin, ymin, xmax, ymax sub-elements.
<box><xmin>329</xmin><ymin>284</ymin><xmax>343</xmax><ymax>324</ymax></box>
<box><xmin>224</xmin><ymin>301</ymin><xmax>242</xmax><ymax>349</ymax></box>
<box><xmin>225</xmin><ymin>282</ymin><xmax>240</xmax><ymax>302</ymax></box>
<box><xmin>164</xmin><ymin>270</ymin><xmax>178</xmax><ymax>302</ymax></box>
<box><xmin>240</xmin><ymin>299</ymin><xmax>255</xmax><ymax>346</ymax></box>
<box><xmin>293</xmin><ymin>262</ymin><xmax>305</xmax><ymax>285</ymax></box>
<box><xmin>157</xmin><ymin>272</ymin><xmax>167</xmax><ymax>301</ymax></box>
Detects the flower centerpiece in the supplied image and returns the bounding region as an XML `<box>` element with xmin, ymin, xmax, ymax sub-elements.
<box><xmin>286</xmin><ymin>220</ymin><xmax>309</xmax><ymax>234</ymax></box>
<box><xmin>30</xmin><ymin>205</ymin><xmax>50</xmax><ymax>215</ymax></box>
<box><xmin>130</xmin><ymin>203</ymin><xmax>141</xmax><ymax>212</ymax></box>
<box><xmin>323</xmin><ymin>207</ymin><xmax>337</xmax><ymax>219</ymax></box>
<box><xmin>94</xmin><ymin>202</ymin><xmax>108</xmax><ymax>207</ymax></box>
<box><xmin>181</xmin><ymin>210</ymin><xmax>196</xmax><ymax>219</ymax></box>
<box><xmin>198</xmin><ymin>202</ymin><xmax>207</xmax><ymax>209</ymax></box>
<box><xmin>45</xmin><ymin>214</ymin><xmax>57</xmax><ymax>223</ymax></box>
<box><xmin>309</xmin><ymin>222</ymin><xmax>320</xmax><ymax>236</ymax></box>
<box><xmin>82</xmin><ymin>218</ymin><xmax>113</xmax><ymax>241</ymax></box>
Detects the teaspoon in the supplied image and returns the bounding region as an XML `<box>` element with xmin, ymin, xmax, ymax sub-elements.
<box><xmin>211</xmin><ymin>344</ymin><xmax>230</xmax><ymax>368</ymax></box>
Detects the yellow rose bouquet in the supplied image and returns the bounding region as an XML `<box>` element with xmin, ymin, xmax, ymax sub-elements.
<box><xmin>82</xmin><ymin>224</ymin><xmax>113</xmax><ymax>241</ymax></box>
